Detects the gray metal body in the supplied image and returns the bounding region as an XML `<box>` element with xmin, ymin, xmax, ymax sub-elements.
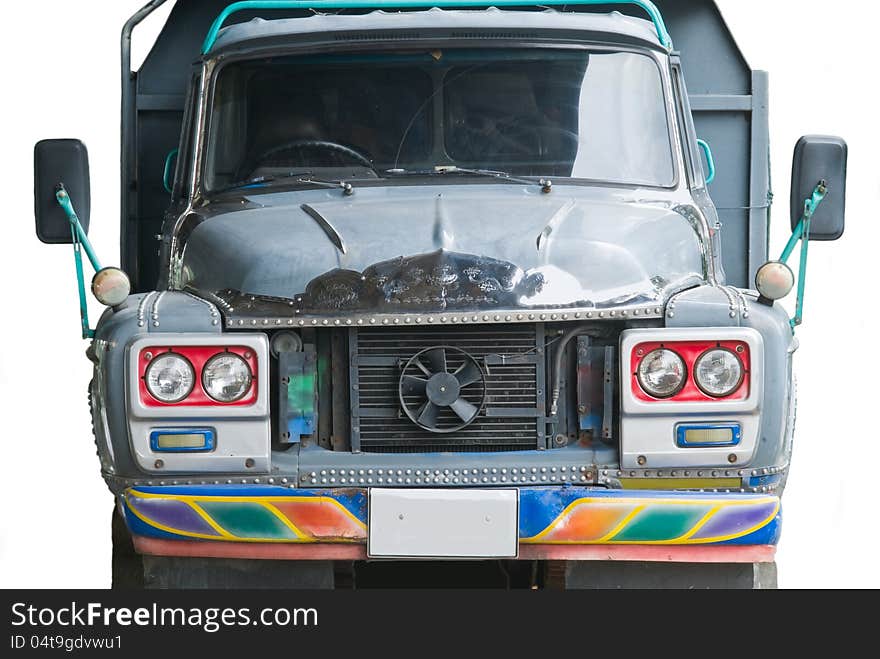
<box><xmin>94</xmin><ymin>2</ymin><xmax>791</xmax><ymax>502</ymax></box>
<box><xmin>124</xmin><ymin>0</ymin><xmax>769</xmax><ymax>293</ymax></box>
<box><xmin>182</xmin><ymin>187</ymin><xmax>705</xmax><ymax>312</ymax></box>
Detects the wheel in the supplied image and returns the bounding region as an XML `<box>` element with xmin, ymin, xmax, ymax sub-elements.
<box><xmin>141</xmin><ymin>557</ymin><xmax>335</xmax><ymax>590</ymax></box>
<box><xmin>561</xmin><ymin>561</ymin><xmax>778</xmax><ymax>590</ymax></box>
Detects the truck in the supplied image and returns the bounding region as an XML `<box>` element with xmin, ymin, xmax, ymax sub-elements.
<box><xmin>33</xmin><ymin>0</ymin><xmax>847</xmax><ymax>589</ymax></box>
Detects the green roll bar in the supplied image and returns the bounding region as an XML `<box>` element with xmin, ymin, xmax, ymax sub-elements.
<box><xmin>696</xmin><ymin>139</ymin><xmax>716</xmax><ymax>184</ymax></box>
<box><xmin>202</xmin><ymin>0</ymin><xmax>673</xmax><ymax>54</ymax></box>
<box><xmin>163</xmin><ymin>148</ymin><xmax>179</xmax><ymax>194</ymax></box>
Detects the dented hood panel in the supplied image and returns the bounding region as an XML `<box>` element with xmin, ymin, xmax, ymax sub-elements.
<box><xmin>182</xmin><ymin>185</ymin><xmax>705</xmax><ymax>314</ymax></box>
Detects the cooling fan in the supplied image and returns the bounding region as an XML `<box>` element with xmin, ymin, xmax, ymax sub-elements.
<box><xmin>398</xmin><ymin>346</ymin><xmax>487</xmax><ymax>433</ymax></box>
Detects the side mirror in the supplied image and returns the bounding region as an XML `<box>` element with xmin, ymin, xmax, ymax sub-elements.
<box><xmin>34</xmin><ymin>139</ymin><xmax>91</xmax><ymax>244</ymax></box>
<box><xmin>791</xmin><ymin>135</ymin><xmax>847</xmax><ymax>241</ymax></box>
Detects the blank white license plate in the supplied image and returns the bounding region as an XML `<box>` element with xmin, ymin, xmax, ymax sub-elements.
<box><xmin>368</xmin><ymin>489</ymin><xmax>519</xmax><ymax>559</ymax></box>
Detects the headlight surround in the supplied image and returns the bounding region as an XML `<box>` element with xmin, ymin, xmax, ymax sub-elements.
<box><xmin>694</xmin><ymin>348</ymin><xmax>744</xmax><ymax>398</ymax></box>
<box><xmin>145</xmin><ymin>353</ymin><xmax>195</xmax><ymax>404</ymax></box>
<box><xmin>637</xmin><ymin>349</ymin><xmax>687</xmax><ymax>399</ymax></box>
<box><xmin>202</xmin><ymin>353</ymin><xmax>253</xmax><ymax>403</ymax></box>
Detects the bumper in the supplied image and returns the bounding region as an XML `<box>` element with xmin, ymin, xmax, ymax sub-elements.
<box><xmin>123</xmin><ymin>486</ymin><xmax>781</xmax><ymax>564</ymax></box>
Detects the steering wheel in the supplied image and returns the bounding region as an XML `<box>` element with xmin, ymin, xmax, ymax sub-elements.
<box><xmin>457</xmin><ymin>118</ymin><xmax>580</xmax><ymax>160</ymax></box>
<box><xmin>253</xmin><ymin>139</ymin><xmax>375</xmax><ymax>170</ymax></box>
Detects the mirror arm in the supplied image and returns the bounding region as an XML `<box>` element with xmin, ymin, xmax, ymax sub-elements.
<box><xmin>56</xmin><ymin>185</ymin><xmax>101</xmax><ymax>272</ymax></box>
<box><xmin>69</xmin><ymin>225</ymin><xmax>93</xmax><ymax>340</ymax></box>
<box><xmin>779</xmin><ymin>181</ymin><xmax>827</xmax><ymax>330</ymax></box>
<box><xmin>56</xmin><ymin>184</ymin><xmax>102</xmax><ymax>339</ymax></box>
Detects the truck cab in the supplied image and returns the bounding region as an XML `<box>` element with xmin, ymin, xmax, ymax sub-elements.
<box><xmin>34</xmin><ymin>0</ymin><xmax>847</xmax><ymax>589</ymax></box>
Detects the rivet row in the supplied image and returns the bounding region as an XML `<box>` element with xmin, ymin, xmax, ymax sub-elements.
<box><xmin>227</xmin><ymin>306</ymin><xmax>666</xmax><ymax>328</ymax></box>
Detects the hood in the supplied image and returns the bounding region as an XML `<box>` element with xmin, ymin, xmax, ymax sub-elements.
<box><xmin>182</xmin><ymin>186</ymin><xmax>706</xmax><ymax>315</ymax></box>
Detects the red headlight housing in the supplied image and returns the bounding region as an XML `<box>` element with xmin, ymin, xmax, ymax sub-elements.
<box><xmin>138</xmin><ymin>345</ymin><xmax>258</xmax><ymax>407</ymax></box>
<box><xmin>631</xmin><ymin>340</ymin><xmax>750</xmax><ymax>403</ymax></box>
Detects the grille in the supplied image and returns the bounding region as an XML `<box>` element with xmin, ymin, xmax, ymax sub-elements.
<box><xmin>350</xmin><ymin>325</ymin><xmax>546</xmax><ymax>453</ymax></box>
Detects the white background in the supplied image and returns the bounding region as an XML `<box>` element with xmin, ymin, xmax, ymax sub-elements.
<box><xmin>0</xmin><ymin>1</ymin><xmax>876</xmax><ymax>589</ymax></box>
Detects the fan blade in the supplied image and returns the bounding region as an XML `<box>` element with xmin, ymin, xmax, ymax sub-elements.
<box><xmin>400</xmin><ymin>375</ymin><xmax>428</xmax><ymax>396</ymax></box>
<box><xmin>450</xmin><ymin>398</ymin><xmax>478</xmax><ymax>423</ymax></box>
<box><xmin>454</xmin><ymin>361</ymin><xmax>483</xmax><ymax>387</ymax></box>
<box><xmin>423</xmin><ymin>348</ymin><xmax>448</xmax><ymax>375</ymax></box>
<box><xmin>417</xmin><ymin>402</ymin><xmax>441</xmax><ymax>429</ymax></box>
<box><xmin>413</xmin><ymin>359</ymin><xmax>433</xmax><ymax>377</ymax></box>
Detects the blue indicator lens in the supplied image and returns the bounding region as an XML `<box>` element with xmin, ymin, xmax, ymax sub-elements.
<box><xmin>676</xmin><ymin>424</ymin><xmax>741</xmax><ymax>448</ymax></box>
<box><xmin>150</xmin><ymin>429</ymin><xmax>216</xmax><ymax>453</ymax></box>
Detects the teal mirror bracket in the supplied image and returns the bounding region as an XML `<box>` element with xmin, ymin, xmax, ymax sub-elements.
<box><xmin>56</xmin><ymin>185</ymin><xmax>102</xmax><ymax>339</ymax></box>
<box><xmin>697</xmin><ymin>139</ymin><xmax>716</xmax><ymax>184</ymax></box>
<box><xmin>163</xmin><ymin>148</ymin><xmax>179</xmax><ymax>194</ymax></box>
<box><xmin>779</xmin><ymin>181</ymin><xmax>827</xmax><ymax>330</ymax></box>
<box><xmin>202</xmin><ymin>0</ymin><xmax>673</xmax><ymax>54</ymax></box>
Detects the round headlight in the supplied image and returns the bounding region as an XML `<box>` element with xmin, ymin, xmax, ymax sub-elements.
<box><xmin>755</xmin><ymin>261</ymin><xmax>795</xmax><ymax>301</ymax></box>
<box><xmin>145</xmin><ymin>353</ymin><xmax>195</xmax><ymax>403</ymax></box>
<box><xmin>203</xmin><ymin>353</ymin><xmax>253</xmax><ymax>403</ymax></box>
<box><xmin>637</xmin><ymin>349</ymin><xmax>687</xmax><ymax>399</ymax></box>
<box><xmin>92</xmin><ymin>268</ymin><xmax>131</xmax><ymax>307</ymax></box>
<box><xmin>695</xmin><ymin>349</ymin><xmax>744</xmax><ymax>398</ymax></box>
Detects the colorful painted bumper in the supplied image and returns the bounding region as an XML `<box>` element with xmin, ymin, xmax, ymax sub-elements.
<box><xmin>124</xmin><ymin>486</ymin><xmax>780</xmax><ymax>563</ymax></box>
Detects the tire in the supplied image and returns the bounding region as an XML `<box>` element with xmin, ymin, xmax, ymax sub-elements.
<box><xmin>563</xmin><ymin>561</ymin><xmax>778</xmax><ymax>590</ymax></box>
<box><xmin>142</xmin><ymin>557</ymin><xmax>335</xmax><ymax>590</ymax></box>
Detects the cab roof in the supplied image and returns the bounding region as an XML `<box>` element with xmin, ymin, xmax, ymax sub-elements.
<box><xmin>209</xmin><ymin>8</ymin><xmax>667</xmax><ymax>55</ymax></box>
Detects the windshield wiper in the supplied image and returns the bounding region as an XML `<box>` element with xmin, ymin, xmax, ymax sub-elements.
<box><xmin>387</xmin><ymin>165</ymin><xmax>553</xmax><ymax>194</ymax></box>
<box><xmin>211</xmin><ymin>172</ymin><xmax>356</xmax><ymax>196</ymax></box>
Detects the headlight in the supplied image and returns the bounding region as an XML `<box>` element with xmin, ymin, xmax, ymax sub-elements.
<box><xmin>694</xmin><ymin>349</ymin><xmax>744</xmax><ymax>398</ymax></box>
<box><xmin>202</xmin><ymin>353</ymin><xmax>253</xmax><ymax>403</ymax></box>
<box><xmin>145</xmin><ymin>353</ymin><xmax>195</xmax><ymax>403</ymax></box>
<box><xmin>637</xmin><ymin>349</ymin><xmax>687</xmax><ymax>399</ymax></box>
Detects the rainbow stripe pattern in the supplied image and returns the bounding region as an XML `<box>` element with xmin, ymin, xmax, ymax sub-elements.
<box><xmin>519</xmin><ymin>493</ymin><xmax>780</xmax><ymax>545</ymax></box>
<box><xmin>124</xmin><ymin>486</ymin><xmax>780</xmax><ymax>546</ymax></box>
<box><xmin>125</xmin><ymin>487</ymin><xmax>367</xmax><ymax>543</ymax></box>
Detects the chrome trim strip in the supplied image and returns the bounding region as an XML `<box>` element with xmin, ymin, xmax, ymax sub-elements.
<box><xmin>224</xmin><ymin>305</ymin><xmax>667</xmax><ymax>329</ymax></box>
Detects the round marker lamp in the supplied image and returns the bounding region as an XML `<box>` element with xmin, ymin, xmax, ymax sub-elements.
<box><xmin>271</xmin><ymin>331</ymin><xmax>304</xmax><ymax>357</ymax></box>
<box><xmin>755</xmin><ymin>261</ymin><xmax>795</xmax><ymax>301</ymax></box>
<box><xmin>92</xmin><ymin>267</ymin><xmax>131</xmax><ymax>307</ymax></box>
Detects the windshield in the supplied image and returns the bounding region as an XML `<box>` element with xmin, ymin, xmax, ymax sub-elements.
<box><xmin>204</xmin><ymin>47</ymin><xmax>676</xmax><ymax>191</ymax></box>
